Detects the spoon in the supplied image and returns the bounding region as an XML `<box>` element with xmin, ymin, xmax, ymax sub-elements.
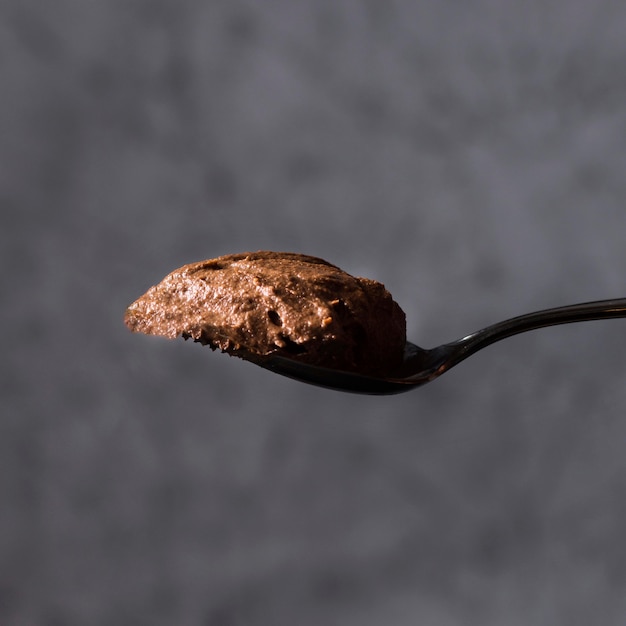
<box><xmin>250</xmin><ymin>298</ymin><xmax>626</xmax><ymax>395</ymax></box>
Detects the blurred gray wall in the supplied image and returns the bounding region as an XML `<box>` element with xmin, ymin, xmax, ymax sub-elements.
<box><xmin>2</xmin><ymin>1</ymin><xmax>626</xmax><ymax>624</ymax></box>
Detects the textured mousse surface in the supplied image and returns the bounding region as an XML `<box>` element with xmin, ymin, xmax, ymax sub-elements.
<box><xmin>125</xmin><ymin>251</ymin><xmax>406</xmax><ymax>375</ymax></box>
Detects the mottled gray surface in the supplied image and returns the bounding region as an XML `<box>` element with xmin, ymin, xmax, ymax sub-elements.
<box><xmin>3</xmin><ymin>1</ymin><xmax>626</xmax><ymax>624</ymax></box>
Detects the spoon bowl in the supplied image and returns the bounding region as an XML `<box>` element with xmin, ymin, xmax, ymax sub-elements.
<box><xmin>251</xmin><ymin>298</ymin><xmax>626</xmax><ymax>394</ymax></box>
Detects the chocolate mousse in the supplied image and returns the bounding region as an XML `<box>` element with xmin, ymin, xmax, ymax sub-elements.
<box><xmin>125</xmin><ymin>251</ymin><xmax>406</xmax><ymax>376</ymax></box>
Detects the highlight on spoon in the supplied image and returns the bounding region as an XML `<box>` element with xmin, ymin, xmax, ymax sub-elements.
<box><xmin>124</xmin><ymin>250</ymin><xmax>407</xmax><ymax>378</ymax></box>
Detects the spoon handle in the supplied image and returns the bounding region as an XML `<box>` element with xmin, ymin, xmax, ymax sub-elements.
<box><xmin>441</xmin><ymin>298</ymin><xmax>626</xmax><ymax>371</ymax></box>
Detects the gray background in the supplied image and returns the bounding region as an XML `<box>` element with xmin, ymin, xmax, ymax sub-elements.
<box><xmin>3</xmin><ymin>1</ymin><xmax>626</xmax><ymax>624</ymax></box>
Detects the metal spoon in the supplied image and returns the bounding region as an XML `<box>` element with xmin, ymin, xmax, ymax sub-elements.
<box><xmin>250</xmin><ymin>298</ymin><xmax>626</xmax><ymax>394</ymax></box>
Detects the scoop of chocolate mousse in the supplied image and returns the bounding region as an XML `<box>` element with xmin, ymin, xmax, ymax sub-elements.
<box><xmin>124</xmin><ymin>251</ymin><xmax>406</xmax><ymax>376</ymax></box>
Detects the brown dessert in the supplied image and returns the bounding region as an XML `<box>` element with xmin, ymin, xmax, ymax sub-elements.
<box><xmin>124</xmin><ymin>251</ymin><xmax>406</xmax><ymax>375</ymax></box>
